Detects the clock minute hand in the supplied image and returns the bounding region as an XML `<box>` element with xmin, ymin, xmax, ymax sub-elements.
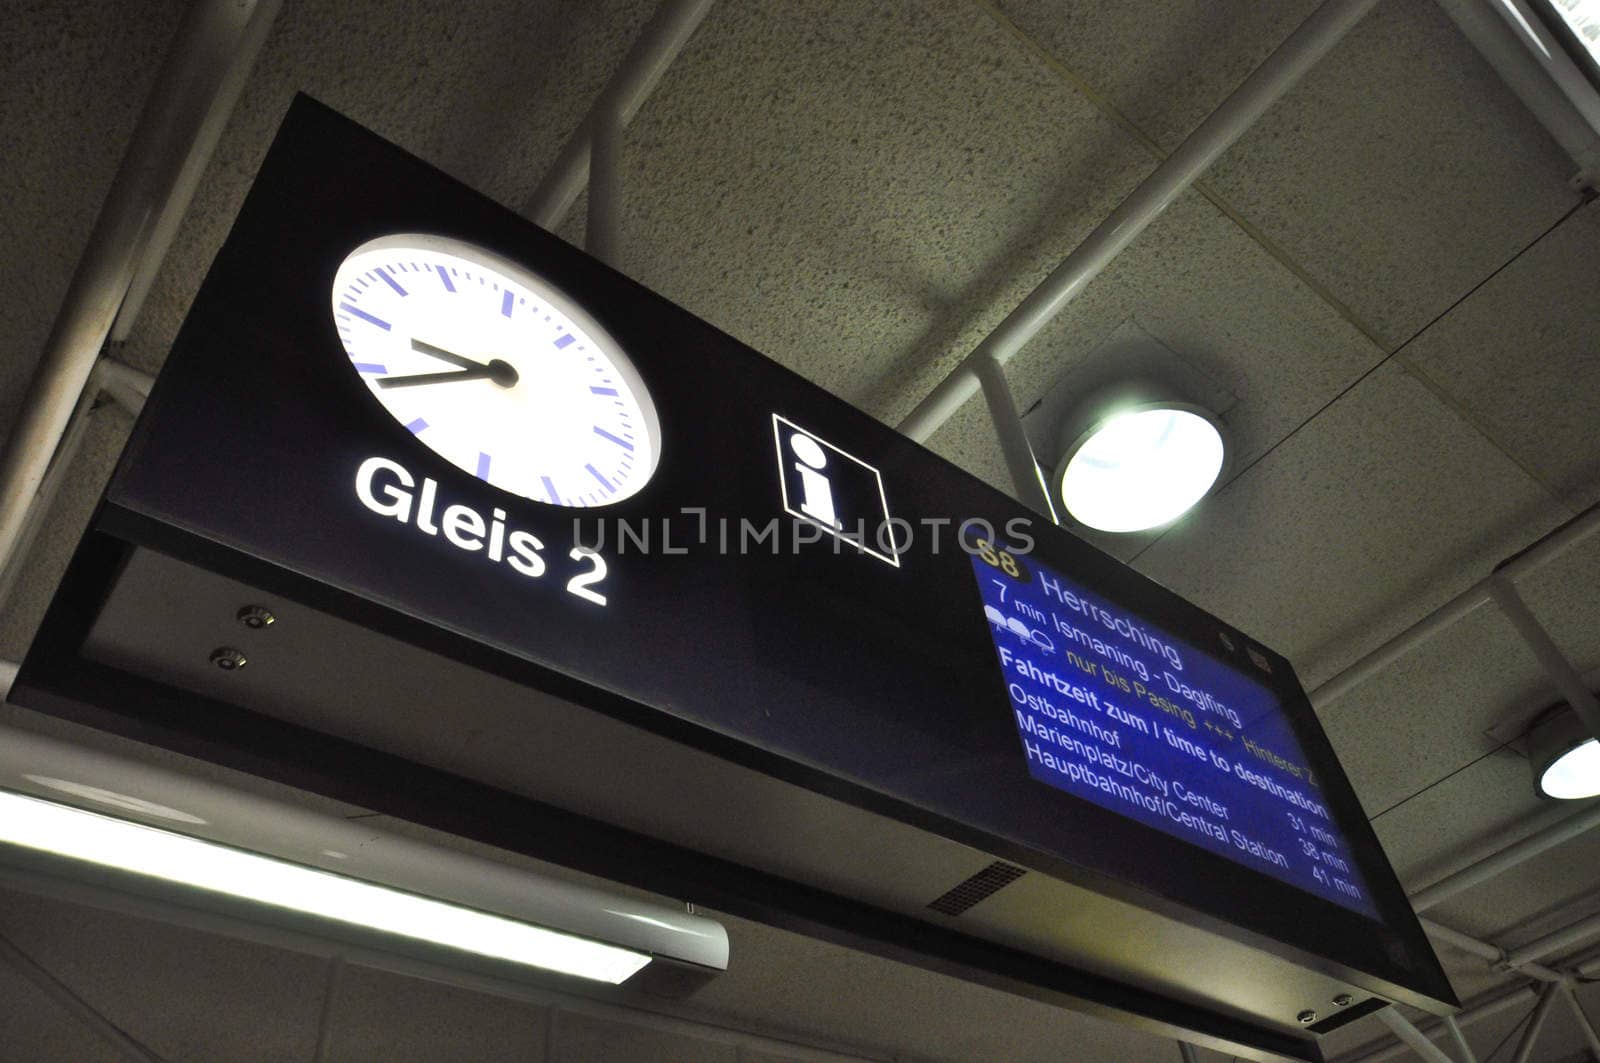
<box><xmin>377</xmin><ymin>359</ymin><xmax>519</xmax><ymax>389</ymax></box>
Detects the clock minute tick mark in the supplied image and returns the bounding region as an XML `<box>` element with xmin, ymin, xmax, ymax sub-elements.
<box><xmin>593</xmin><ymin>426</ymin><xmax>633</xmax><ymax>452</ymax></box>
<box><xmin>340</xmin><ymin>303</ymin><xmax>390</xmax><ymax>331</ymax></box>
<box><xmin>374</xmin><ymin>267</ymin><xmax>407</xmax><ymax>296</ymax></box>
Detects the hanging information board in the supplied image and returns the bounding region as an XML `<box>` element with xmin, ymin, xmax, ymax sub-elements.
<box><xmin>16</xmin><ymin>96</ymin><xmax>1455</xmax><ymax>1062</ymax></box>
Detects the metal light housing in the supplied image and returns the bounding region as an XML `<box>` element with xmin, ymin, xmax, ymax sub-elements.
<box><xmin>1529</xmin><ymin>705</ymin><xmax>1600</xmax><ymax>800</ymax></box>
<box><xmin>1052</xmin><ymin>380</ymin><xmax>1229</xmax><ymax>534</ymax></box>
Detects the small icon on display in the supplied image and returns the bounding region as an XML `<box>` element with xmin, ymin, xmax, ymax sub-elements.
<box><xmin>987</xmin><ymin>606</ymin><xmax>1055</xmax><ymax>654</ymax></box>
<box><xmin>772</xmin><ymin>413</ymin><xmax>899</xmax><ymax>567</ymax></box>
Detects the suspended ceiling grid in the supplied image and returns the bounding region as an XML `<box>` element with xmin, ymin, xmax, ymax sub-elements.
<box><xmin>3</xmin><ymin>1</ymin><xmax>1600</xmax><ymax>1059</ymax></box>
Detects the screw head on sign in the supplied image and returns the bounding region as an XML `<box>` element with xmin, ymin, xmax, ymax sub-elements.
<box><xmin>1297</xmin><ymin>1010</ymin><xmax>1318</xmax><ymax>1025</ymax></box>
<box><xmin>237</xmin><ymin>605</ymin><xmax>277</xmax><ymax>629</ymax></box>
<box><xmin>210</xmin><ymin>647</ymin><xmax>248</xmax><ymax>671</ymax></box>
<box><xmin>1333</xmin><ymin>994</ymin><xmax>1353</xmax><ymax>1008</ymax></box>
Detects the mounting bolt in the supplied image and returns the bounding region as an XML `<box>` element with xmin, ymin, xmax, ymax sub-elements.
<box><xmin>236</xmin><ymin>605</ymin><xmax>277</xmax><ymax>629</ymax></box>
<box><xmin>1297</xmin><ymin>1010</ymin><xmax>1318</xmax><ymax>1025</ymax></box>
<box><xmin>210</xmin><ymin>647</ymin><xmax>248</xmax><ymax>671</ymax></box>
<box><xmin>1333</xmin><ymin>994</ymin><xmax>1353</xmax><ymax>1008</ymax></box>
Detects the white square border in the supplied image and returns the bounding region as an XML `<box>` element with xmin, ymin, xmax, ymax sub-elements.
<box><xmin>771</xmin><ymin>412</ymin><xmax>901</xmax><ymax>568</ymax></box>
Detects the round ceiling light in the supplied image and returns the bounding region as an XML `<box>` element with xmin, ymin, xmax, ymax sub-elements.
<box><xmin>1057</xmin><ymin>404</ymin><xmax>1226</xmax><ymax>532</ymax></box>
<box><xmin>1529</xmin><ymin>708</ymin><xmax>1600</xmax><ymax>800</ymax></box>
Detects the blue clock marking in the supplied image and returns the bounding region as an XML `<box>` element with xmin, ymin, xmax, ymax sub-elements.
<box><xmin>437</xmin><ymin>265</ymin><xmax>455</xmax><ymax>292</ymax></box>
<box><xmin>586</xmin><ymin>464</ymin><xmax>613</xmax><ymax>492</ymax></box>
<box><xmin>541</xmin><ymin>476</ymin><xmax>561</xmax><ymax>505</ymax></box>
<box><xmin>340</xmin><ymin>302</ymin><xmax>391</xmax><ymax>331</ymax></box>
<box><xmin>500</xmin><ymin>290</ymin><xmax>514</xmax><ymax>318</ymax></box>
<box><xmin>590</xmin><ymin>386</ymin><xmax>618</xmax><ymax>396</ymax></box>
<box><xmin>476</xmin><ymin>452</ymin><xmax>491</xmax><ymax>480</ymax></box>
<box><xmin>592</xmin><ymin>426</ymin><xmax>633</xmax><ymax>451</ymax></box>
<box><xmin>375</xmin><ymin>268</ymin><xmax>407</xmax><ymax>296</ymax></box>
<box><xmin>553</xmin><ymin>334</ymin><xmax>575</xmax><ymax>349</ymax></box>
<box><xmin>405</xmin><ymin>417</ymin><xmax>429</xmax><ymax>434</ymax></box>
<box><xmin>352</xmin><ymin>362</ymin><xmax>387</xmax><ymax>375</ymax></box>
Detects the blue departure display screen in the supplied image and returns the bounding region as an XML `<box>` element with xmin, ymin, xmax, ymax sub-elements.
<box><xmin>971</xmin><ymin>549</ymin><xmax>1377</xmax><ymax>918</ymax></box>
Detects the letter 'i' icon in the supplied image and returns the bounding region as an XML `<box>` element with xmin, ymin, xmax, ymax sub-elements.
<box><xmin>789</xmin><ymin>431</ymin><xmax>841</xmax><ymax>529</ymax></box>
<box><xmin>771</xmin><ymin>413</ymin><xmax>900</xmax><ymax>568</ymax></box>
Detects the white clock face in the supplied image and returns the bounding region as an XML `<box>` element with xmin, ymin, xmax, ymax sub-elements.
<box><xmin>331</xmin><ymin>234</ymin><xmax>660</xmax><ymax>507</ymax></box>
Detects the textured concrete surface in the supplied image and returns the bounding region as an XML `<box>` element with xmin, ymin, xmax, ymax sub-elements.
<box><xmin>1406</xmin><ymin>198</ymin><xmax>1600</xmax><ymax>511</ymax></box>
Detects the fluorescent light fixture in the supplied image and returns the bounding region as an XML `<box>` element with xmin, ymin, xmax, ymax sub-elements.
<box><xmin>1529</xmin><ymin>707</ymin><xmax>1600</xmax><ymax>800</ymax></box>
<box><xmin>1057</xmin><ymin>405</ymin><xmax>1226</xmax><ymax>533</ymax></box>
<box><xmin>0</xmin><ymin>789</ymin><xmax>650</xmax><ymax>983</ymax></box>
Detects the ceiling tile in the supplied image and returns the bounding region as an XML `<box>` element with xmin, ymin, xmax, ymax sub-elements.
<box><xmin>1315</xmin><ymin>602</ymin><xmax>1566</xmax><ymax>817</ymax></box>
<box><xmin>1404</xmin><ymin>199</ymin><xmax>1600</xmax><ymax>511</ymax></box>
<box><xmin>0</xmin><ymin>949</ymin><xmax>128</xmax><ymax>1063</ymax></box>
<box><xmin>0</xmin><ymin>887</ymin><xmax>328</xmax><ymax>1062</ymax></box>
<box><xmin>1370</xmin><ymin>718</ymin><xmax>1550</xmax><ymax>879</ymax></box>
<box><xmin>615</xmin><ymin>0</ymin><xmax>1156</xmax><ymax>422</ymax></box>
<box><xmin>1517</xmin><ymin>527</ymin><xmax>1600</xmax><ymax>673</ymax></box>
<box><xmin>924</xmin><ymin>186</ymin><xmax>1386</xmax><ymax>518</ymax></box>
<box><xmin>1129</xmin><ymin>360</ymin><xmax>1566</xmax><ymax>684</ymax></box>
<box><xmin>992</xmin><ymin>0</ymin><xmax>1324</xmax><ymax>150</ymax></box>
<box><xmin>1205</xmin><ymin>0</ymin><xmax>1581</xmax><ymax>350</ymax></box>
<box><xmin>327</xmin><ymin>965</ymin><xmax>549</xmax><ymax>1063</ymax></box>
<box><xmin>0</xmin><ymin>0</ymin><xmax>183</xmax><ymax>442</ymax></box>
<box><xmin>554</xmin><ymin>1009</ymin><xmax>737</xmax><ymax>1063</ymax></box>
<box><xmin>113</xmin><ymin>0</ymin><xmax>662</xmax><ymax>381</ymax></box>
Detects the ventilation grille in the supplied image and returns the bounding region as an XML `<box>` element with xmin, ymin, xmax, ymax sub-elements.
<box><xmin>927</xmin><ymin>861</ymin><xmax>1026</xmax><ymax>916</ymax></box>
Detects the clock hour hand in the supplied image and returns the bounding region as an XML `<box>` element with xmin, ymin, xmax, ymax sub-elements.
<box><xmin>411</xmin><ymin>337</ymin><xmax>488</xmax><ymax>370</ymax></box>
<box><xmin>377</xmin><ymin>359</ymin><xmax>519</xmax><ymax>389</ymax></box>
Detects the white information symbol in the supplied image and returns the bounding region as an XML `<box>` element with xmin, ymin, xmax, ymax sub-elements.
<box><xmin>789</xmin><ymin>432</ymin><xmax>840</xmax><ymax>529</ymax></box>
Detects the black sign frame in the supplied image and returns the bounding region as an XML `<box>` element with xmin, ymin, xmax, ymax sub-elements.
<box><xmin>17</xmin><ymin>96</ymin><xmax>1454</xmax><ymax>1060</ymax></box>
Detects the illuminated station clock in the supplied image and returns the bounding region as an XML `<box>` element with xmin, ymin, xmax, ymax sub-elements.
<box><xmin>330</xmin><ymin>234</ymin><xmax>661</xmax><ymax>508</ymax></box>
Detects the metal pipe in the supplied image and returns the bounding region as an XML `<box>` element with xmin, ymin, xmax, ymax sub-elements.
<box><xmin>523</xmin><ymin>0</ymin><xmax>716</xmax><ymax>230</ymax></box>
<box><xmin>1409</xmin><ymin>803</ymin><xmax>1600</xmax><ymax>912</ymax></box>
<box><xmin>1312</xmin><ymin>500</ymin><xmax>1600</xmax><ymax>708</ymax></box>
<box><xmin>1509</xmin><ymin>983</ymin><xmax>1559</xmax><ymax>1063</ymax></box>
<box><xmin>0</xmin><ymin>929</ymin><xmax>163</xmax><ymax>1063</ymax></box>
<box><xmin>1374</xmin><ymin>1007</ymin><xmax>1455</xmax><ymax>1063</ymax></box>
<box><xmin>1339</xmin><ymin>985</ymin><xmax>1537</xmax><ymax>1063</ymax></box>
<box><xmin>0</xmin><ymin>0</ymin><xmax>281</xmax><ymax>580</ymax></box>
<box><xmin>110</xmin><ymin>1</ymin><xmax>284</xmax><ymax>342</ymax></box>
<box><xmin>1311</xmin><ymin>581</ymin><xmax>1496</xmax><ymax>708</ymax></box>
<box><xmin>895</xmin><ymin>0</ymin><xmax>1381</xmax><ymax>442</ymax></box>
<box><xmin>588</xmin><ymin>106</ymin><xmax>625</xmax><ymax>268</ymax></box>
<box><xmin>1420</xmin><ymin>918</ymin><xmax>1564</xmax><ymax>981</ymax></box>
<box><xmin>972</xmin><ymin>353</ymin><xmax>1058</xmax><ymax>519</ymax></box>
<box><xmin>0</xmin><ymin>392</ymin><xmax>101</xmax><ymax>608</ymax></box>
<box><xmin>1488</xmin><ymin>575</ymin><xmax>1600</xmax><ymax>740</ymax></box>
<box><xmin>1441</xmin><ymin>1014</ymin><xmax>1475</xmax><ymax>1063</ymax></box>
<box><xmin>1504</xmin><ymin>910</ymin><xmax>1600</xmax><ymax>968</ymax></box>
<box><xmin>1433</xmin><ymin>0</ymin><xmax>1600</xmax><ymax>183</ymax></box>
<box><xmin>1561</xmin><ymin>982</ymin><xmax>1600</xmax><ymax>1058</ymax></box>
